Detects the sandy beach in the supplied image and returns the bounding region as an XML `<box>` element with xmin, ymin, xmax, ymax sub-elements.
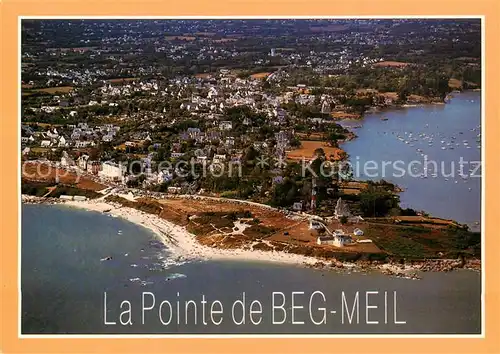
<box><xmin>41</xmin><ymin>197</ymin><xmax>325</xmax><ymax>267</ymax></box>
<box><xmin>22</xmin><ymin>195</ymin><xmax>479</xmax><ymax>276</ymax></box>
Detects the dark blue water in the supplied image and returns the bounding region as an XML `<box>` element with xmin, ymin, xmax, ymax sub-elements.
<box><xmin>340</xmin><ymin>91</ymin><xmax>481</xmax><ymax>230</ymax></box>
<box><xmin>22</xmin><ymin>204</ymin><xmax>481</xmax><ymax>334</ymax></box>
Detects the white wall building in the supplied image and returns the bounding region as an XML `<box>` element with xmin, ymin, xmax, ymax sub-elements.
<box><xmin>98</xmin><ymin>161</ymin><xmax>126</xmax><ymax>181</ymax></box>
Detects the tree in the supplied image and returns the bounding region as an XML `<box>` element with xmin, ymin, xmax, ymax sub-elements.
<box><xmin>269</xmin><ymin>178</ymin><xmax>297</xmax><ymax>207</ymax></box>
<box><xmin>359</xmin><ymin>186</ymin><xmax>400</xmax><ymax>217</ymax></box>
<box><xmin>339</xmin><ymin>215</ymin><xmax>348</xmax><ymax>224</ymax></box>
<box><xmin>314</xmin><ymin>148</ymin><xmax>325</xmax><ymax>158</ymax></box>
<box><xmin>397</xmin><ymin>88</ymin><xmax>409</xmax><ymax>102</ymax></box>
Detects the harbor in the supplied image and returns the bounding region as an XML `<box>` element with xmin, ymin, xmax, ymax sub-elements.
<box><xmin>339</xmin><ymin>90</ymin><xmax>481</xmax><ymax>231</ymax></box>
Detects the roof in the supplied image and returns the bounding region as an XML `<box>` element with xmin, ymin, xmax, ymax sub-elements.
<box><xmin>317</xmin><ymin>236</ymin><xmax>335</xmax><ymax>241</ymax></box>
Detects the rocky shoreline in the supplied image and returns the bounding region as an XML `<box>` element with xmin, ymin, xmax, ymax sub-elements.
<box><xmin>306</xmin><ymin>257</ymin><xmax>480</xmax><ymax>280</ymax></box>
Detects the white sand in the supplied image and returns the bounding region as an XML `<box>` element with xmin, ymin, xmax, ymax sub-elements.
<box><xmin>62</xmin><ymin>199</ymin><xmax>322</xmax><ymax>267</ymax></box>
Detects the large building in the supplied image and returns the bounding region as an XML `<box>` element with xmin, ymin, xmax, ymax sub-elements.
<box><xmin>98</xmin><ymin>161</ymin><xmax>126</xmax><ymax>181</ymax></box>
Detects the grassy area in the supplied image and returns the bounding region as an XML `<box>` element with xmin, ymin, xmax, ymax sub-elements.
<box><xmin>104</xmin><ymin>196</ymin><xmax>164</xmax><ymax>215</ymax></box>
<box><xmin>287</xmin><ymin>140</ymin><xmax>346</xmax><ymax>161</ymax></box>
<box><xmin>366</xmin><ymin>224</ymin><xmax>480</xmax><ymax>259</ymax></box>
<box><xmin>373</xmin><ymin>233</ymin><xmax>432</xmax><ymax>258</ymax></box>
<box><xmin>33</xmin><ymin>86</ymin><xmax>74</xmax><ymax>94</ymax></box>
<box><xmin>21</xmin><ymin>180</ymin><xmax>53</xmax><ymax>197</ymax></box>
<box><xmin>49</xmin><ymin>185</ymin><xmax>101</xmax><ymax>199</ymax></box>
<box><xmin>30</xmin><ymin>147</ymin><xmax>50</xmax><ymax>153</ymax></box>
<box><xmin>373</xmin><ymin>61</ymin><xmax>410</xmax><ymax>68</ymax></box>
<box><xmin>250</xmin><ymin>72</ymin><xmax>271</xmax><ymax>79</ymax></box>
<box><xmin>22</xmin><ymin>180</ymin><xmax>102</xmax><ymax>199</ymax></box>
<box><xmin>106</xmin><ymin>77</ymin><xmax>139</xmax><ymax>84</ymax></box>
<box><xmin>190</xmin><ymin>212</ymin><xmax>235</xmax><ymax>233</ymax></box>
<box><xmin>245</xmin><ymin>224</ymin><xmax>277</xmax><ymax>239</ymax></box>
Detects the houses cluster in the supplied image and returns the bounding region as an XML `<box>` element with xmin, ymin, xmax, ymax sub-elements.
<box><xmin>21</xmin><ymin>123</ymin><xmax>120</xmax><ymax>150</ymax></box>
<box><xmin>309</xmin><ymin>216</ymin><xmax>367</xmax><ymax>248</ymax></box>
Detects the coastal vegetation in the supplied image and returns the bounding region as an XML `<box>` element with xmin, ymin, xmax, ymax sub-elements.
<box><xmin>21</xmin><ymin>179</ymin><xmax>101</xmax><ymax>199</ymax></box>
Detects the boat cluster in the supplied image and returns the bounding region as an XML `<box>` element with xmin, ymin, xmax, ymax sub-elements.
<box><xmin>389</xmin><ymin>124</ymin><xmax>481</xmax><ymax>186</ymax></box>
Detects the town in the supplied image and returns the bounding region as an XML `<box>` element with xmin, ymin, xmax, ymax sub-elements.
<box><xmin>21</xmin><ymin>19</ymin><xmax>481</xmax><ymax>269</ymax></box>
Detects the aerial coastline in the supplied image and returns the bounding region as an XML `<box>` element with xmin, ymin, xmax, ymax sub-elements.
<box><xmin>22</xmin><ymin>193</ymin><xmax>481</xmax><ymax>278</ymax></box>
<box><xmin>21</xmin><ymin>92</ymin><xmax>481</xmax><ymax>277</ymax></box>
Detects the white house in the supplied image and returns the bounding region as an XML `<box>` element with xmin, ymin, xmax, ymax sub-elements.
<box><xmin>75</xmin><ymin>141</ymin><xmax>92</xmax><ymax>148</ymax></box>
<box><xmin>309</xmin><ymin>219</ymin><xmax>325</xmax><ymax>230</ymax></box>
<box><xmin>77</xmin><ymin>154</ymin><xmax>90</xmax><ymax>170</ymax></box>
<box><xmin>99</xmin><ymin>161</ymin><xmax>126</xmax><ymax>181</ymax></box>
<box><xmin>41</xmin><ymin>106</ymin><xmax>56</xmax><ymax>113</ymax></box>
<box><xmin>321</xmin><ymin>100</ymin><xmax>332</xmax><ymax>114</ymax></box>
<box><xmin>213</xmin><ymin>154</ymin><xmax>226</xmax><ymax>164</ymax></box>
<box><xmin>46</xmin><ymin>129</ymin><xmax>59</xmax><ymax>139</ymax></box>
<box><xmin>58</xmin><ymin>136</ymin><xmax>67</xmax><ymax>147</ymax></box>
<box><xmin>317</xmin><ymin>236</ymin><xmax>335</xmax><ymax>245</ymax></box>
<box><xmin>219</xmin><ymin>121</ymin><xmax>233</xmax><ymax>131</ymax></box>
<box><xmin>207</xmin><ymin>87</ymin><xmax>218</xmax><ymax>99</ymax></box>
<box><xmin>157</xmin><ymin>169</ymin><xmax>173</xmax><ymax>184</ymax></box>
<box><xmin>317</xmin><ymin>229</ymin><xmax>354</xmax><ymax>247</ymax></box>
<box><xmin>167</xmin><ymin>186</ymin><xmax>182</xmax><ymax>194</ymax></box>
<box><xmin>102</xmin><ymin>134</ymin><xmax>114</xmax><ymax>142</ymax></box>
<box><xmin>353</xmin><ymin>228</ymin><xmax>364</xmax><ymax>236</ymax></box>
<box><xmin>40</xmin><ymin>140</ymin><xmax>52</xmax><ymax>147</ymax></box>
<box><xmin>60</xmin><ymin>151</ymin><xmax>75</xmax><ymax>167</ymax></box>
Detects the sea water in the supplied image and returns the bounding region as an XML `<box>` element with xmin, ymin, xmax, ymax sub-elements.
<box><xmin>22</xmin><ymin>204</ymin><xmax>481</xmax><ymax>334</ymax></box>
<box><xmin>339</xmin><ymin>91</ymin><xmax>481</xmax><ymax>230</ymax></box>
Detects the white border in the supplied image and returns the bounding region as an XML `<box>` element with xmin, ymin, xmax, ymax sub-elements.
<box><xmin>17</xmin><ymin>15</ymin><xmax>485</xmax><ymax>339</ymax></box>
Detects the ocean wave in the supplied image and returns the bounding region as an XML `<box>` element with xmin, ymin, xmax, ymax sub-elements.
<box><xmin>149</xmin><ymin>240</ymin><xmax>167</xmax><ymax>250</ymax></box>
<box><xmin>147</xmin><ymin>262</ymin><xmax>167</xmax><ymax>272</ymax></box>
<box><xmin>160</xmin><ymin>257</ymin><xmax>189</xmax><ymax>269</ymax></box>
<box><xmin>165</xmin><ymin>273</ymin><xmax>187</xmax><ymax>281</ymax></box>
